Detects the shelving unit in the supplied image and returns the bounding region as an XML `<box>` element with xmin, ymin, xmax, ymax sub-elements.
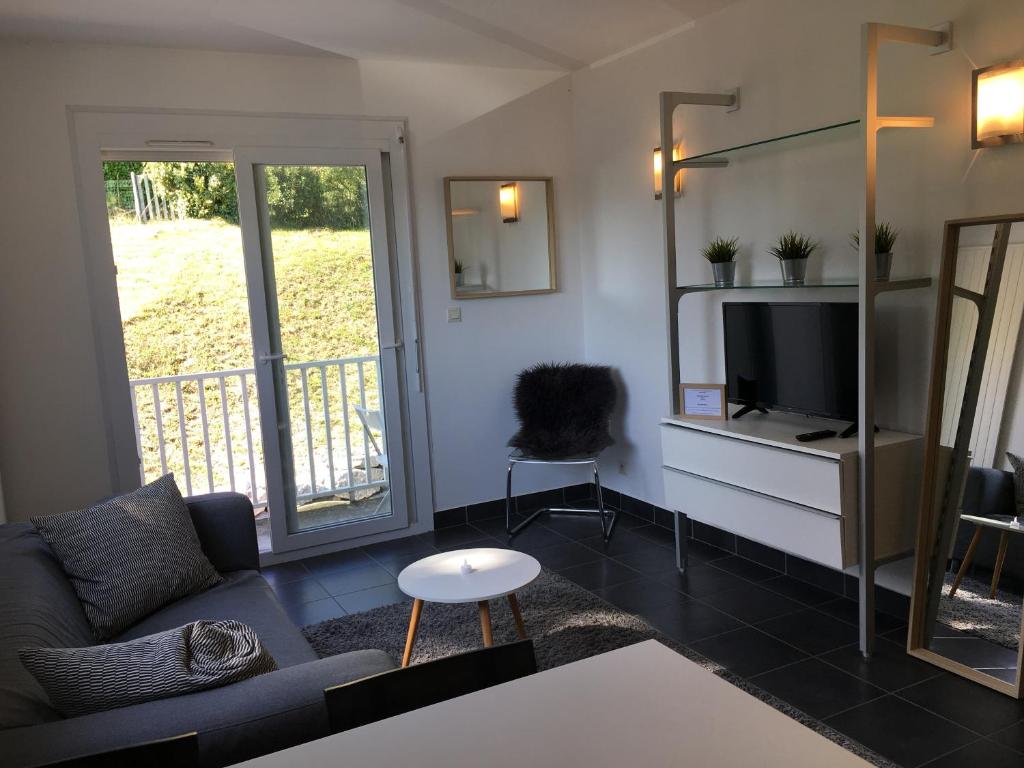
<box><xmin>673</xmin><ymin>277</ymin><xmax>931</xmax><ymax>297</ymax></box>
<box><xmin>676</xmin><ymin>119</ymin><xmax>860</xmax><ymax>168</ymax></box>
<box><xmin>658</xmin><ymin>22</ymin><xmax>952</xmax><ymax>659</ymax></box>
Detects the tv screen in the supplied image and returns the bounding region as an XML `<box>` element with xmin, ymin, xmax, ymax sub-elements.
<box><xmin>723</xmin><ymin>302</ymin><xmax>858</xmax><ymax>421</ymax></box>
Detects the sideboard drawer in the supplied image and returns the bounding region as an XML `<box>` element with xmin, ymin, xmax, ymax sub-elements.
<box><xmin>660</xmin><ymin>424</ymin><xmax>843</xmax><ymax>515</ymax></box>
<box><xmin>663</xmin><ymin>467</ymin><xmax>846</xmax><ymax>569</ymax></box>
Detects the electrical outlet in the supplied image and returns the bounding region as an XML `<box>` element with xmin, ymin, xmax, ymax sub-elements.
<box><xmin>447</xmin><ymin>307</ymin><xmax>462</xmax><ymax>323</ymax></box>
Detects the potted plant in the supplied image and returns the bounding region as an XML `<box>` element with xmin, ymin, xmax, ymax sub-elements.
<box><xmin>702</xmin><ymin>237</ymin><xmax>739</xmax><ymax>288</ymax></box>
<box><xmin>851</xmin><ymin>222</ymin><xmax>898</xmax><ymax>281</ymax></box>
<box><xmin>769</xmin><ymin>231</ymin><xmax>818</xmax><ymax>286</ymax></box>
<box><xmin>453</xmin><ymin>258</ymin><xmax>465</xmax><ymax>287</ymax></box>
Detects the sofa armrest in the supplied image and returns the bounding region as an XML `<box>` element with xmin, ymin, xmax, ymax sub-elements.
<box><xmin>0</xmin><ymin>650</ymin><xmax>395</xmax><ymax>768</ymax></box>
<box><xmin>186</xmin><ymin>492</ymin><xmax>259</xmax><ymax>573</ymax></box>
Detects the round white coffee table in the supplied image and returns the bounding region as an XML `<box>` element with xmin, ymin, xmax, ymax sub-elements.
<box><xmin>397</xmin><ymin>547</ymin><xmax>541</xmax><ymax>667</ymax></box>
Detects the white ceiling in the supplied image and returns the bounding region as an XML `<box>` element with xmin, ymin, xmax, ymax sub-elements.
<box><xmin>0</xmin><ymin>0</ymin><xmax>740</xmax><ymax>70</ymax></box>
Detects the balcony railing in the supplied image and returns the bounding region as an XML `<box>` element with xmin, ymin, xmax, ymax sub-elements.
<box><xmin>129</xmin><ymin>356</ymin><xmax>386</xmax><ymax>507</ymax></box>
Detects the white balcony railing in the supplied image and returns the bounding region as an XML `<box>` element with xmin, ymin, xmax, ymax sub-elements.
<box><xmin>129</xmin><ymin>356</ymin><xmax>387</xmax><ymax>507</ymax></box>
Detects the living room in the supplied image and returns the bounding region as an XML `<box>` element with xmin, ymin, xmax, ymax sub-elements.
<box><xmin>1</xmin><ymin>0</ymin><xmax>1024</xmax><ymax>766</ymax></box>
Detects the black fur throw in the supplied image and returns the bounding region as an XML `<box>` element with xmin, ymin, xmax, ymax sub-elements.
<box><xmin>508</xmin><ymin>363</ymin><xmax>616</xmax><ymax>459</ymax></box>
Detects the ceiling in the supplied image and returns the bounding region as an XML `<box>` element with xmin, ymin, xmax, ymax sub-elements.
<box><xmin>0</xmin><ymin>0</ymin><xmax>740</xmax><ymax>70</ymax></box>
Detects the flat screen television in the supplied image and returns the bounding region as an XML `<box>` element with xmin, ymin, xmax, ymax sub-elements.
<box><xmin>723</xmin><ymin>302</ymin><xmax>858</xmax><ymax>421</ymax></box>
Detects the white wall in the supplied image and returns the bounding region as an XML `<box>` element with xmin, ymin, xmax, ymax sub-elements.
<box><xmin>0</xmin><ymin>40</ymin><xmax>563</xmax><ymax>522</ymax></box>
<box><xmin>415</xmin><ymin>78</ymin><xmax>586</xmax><ymax>511</ymax></box>
<box><xmin>572</xmin><ymin>0</ymin><xmax>1024</xmax><ymax>508</ymax></box>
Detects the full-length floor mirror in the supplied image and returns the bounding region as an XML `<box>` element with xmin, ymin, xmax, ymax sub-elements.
<box><xmin>910</xmin><ymin>212</ymin><xmax>1024</xmax><ymax>697</ymax></box>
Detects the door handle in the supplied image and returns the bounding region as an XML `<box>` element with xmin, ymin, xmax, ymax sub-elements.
<box><xmin>381</xmin><ymin>341</ymin><xmax>403</xmax><ymax>351</ymax></box>
<box><xmin>259</xmin><ymin>352</ymin><xmax>288</xmax><ymax>363</ymax></box>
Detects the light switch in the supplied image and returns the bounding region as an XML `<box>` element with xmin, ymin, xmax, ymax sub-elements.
<box><xmin>447</xmin><ymin>307</ymin><xmax>462</xmax><ymax>323</ymax></box>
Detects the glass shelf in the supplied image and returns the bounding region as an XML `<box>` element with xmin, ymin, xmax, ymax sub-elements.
<box><xmin>675</xmin><ymin>276</ymin><xmax>931</xmax><ymax>296</ymax></box>
<box><xmin>677</xmin><ymin>119</ymin><xmax>860</xmax><ymax>166</ymax></box>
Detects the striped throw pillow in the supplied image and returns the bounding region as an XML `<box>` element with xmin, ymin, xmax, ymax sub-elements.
<box><xmin>19</xmin><ymin>620</ymin><xmax>277</xmax><ymax>717</ymax></box>
<box><xmin>31</xmin><ymin>474</ymin><xmax>222</xmax><ymax>640</ymax></box>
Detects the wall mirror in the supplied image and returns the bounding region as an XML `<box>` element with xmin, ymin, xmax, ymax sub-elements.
<box><xmin>910</xmin><ymin>212</ymin><xmax>1024</xmax><ymax>697</ymax></box>
<box><xmin>444</xmin><ymin>177</ymin><xmax>556</xmax><ymax>299</ymax></box>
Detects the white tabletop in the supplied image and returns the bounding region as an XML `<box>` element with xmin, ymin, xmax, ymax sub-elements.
<box><xmin>233</xmin><ymin>640</ymin><xmax>871</xmax><ymax>768</ymax></box>
<box><xmin>961</xmin><ymin>513</ymin><xmax>1024</xmax><ymax>534</ymax></box>
<box><xmin>397</xmin><ymin>547</ymin><xmax>540</xmax><ymax>603</ymax></box>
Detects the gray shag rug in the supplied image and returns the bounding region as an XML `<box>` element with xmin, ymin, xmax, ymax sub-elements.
<box><xmin>302</xmin><ymin>569</ymin><xmax>897</xmax><ymax>768</ymax></box>
<box><xmin>940</xmin><ymin>574</ymin><xmax>1022</xmax><ymax>649</ymax></box>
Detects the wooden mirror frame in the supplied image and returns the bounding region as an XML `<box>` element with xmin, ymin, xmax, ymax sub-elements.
<box><xmin>908</xmin><ymin>211</ymin><xmax>1024</xmax><ymax>698</ymax></box>
<box><xmin>443</xmin><ymin>176</ymin><xmax>557</xmax><ymax>300</ymax></box>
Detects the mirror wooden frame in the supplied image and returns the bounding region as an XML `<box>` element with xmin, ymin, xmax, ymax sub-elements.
<box><xmin>908</xmin><ymin>211</ymin><xmax>1024</xmax><ymax>698</ymax></box>
<box><xmin>443</xmin><ymin>176</ymin><xmax>557</xmax><ymax>300</ymax></box>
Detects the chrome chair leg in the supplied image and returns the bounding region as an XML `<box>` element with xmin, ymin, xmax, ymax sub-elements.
<box><xmin>505</xmin><ymin>461</ymin><xmax>515</xmax><ymax>535</ymax></box>
<box><xmin>593</xmin><ymin>463</ymin><xmax>615</xmax><ymax>542</ymax></box>
<box><xmin>505</xmin><ymin>455</ymin><xmax>617</xmax><ymax>542</ymax></box>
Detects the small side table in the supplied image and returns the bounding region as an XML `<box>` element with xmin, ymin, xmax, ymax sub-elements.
<box><xmin>397</xmin><ymin>548</ymin><xmax>541</xmax><ymax>667</ymax></box>
<box><xmin>951</xmin><ymin>513</ymin><xmax>1024</xmax><ymax>598</ymax></box>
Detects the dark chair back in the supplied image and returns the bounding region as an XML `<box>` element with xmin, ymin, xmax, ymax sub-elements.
<box><xmin>509</xmin><ymin>363</ymin><xmax>616</xmax><ymax>459</ymax></box>
<box><xmin>38</xmin><ymin>732</ymin><xmax>198</xmax><ymax>768</ymax></box>
<box><xmin>324</xmin><ymin>640</ymin><xmax>537</xmax><ymax>734</ymax></box>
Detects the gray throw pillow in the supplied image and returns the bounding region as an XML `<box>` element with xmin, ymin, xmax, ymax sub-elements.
<box><xmin>19</xmin><ymin>620</ymin><xmax>277</xmax><ymax>717</ymax></box>
<box><xmin>1007</xmin><ymin>452</ymin><xmax>1024</xmax><ymax>517</ymax></box>
<box><xmin>30</xmin><ymin>474</ymin><xmax>222</xmax><ymax>640</ymax></box>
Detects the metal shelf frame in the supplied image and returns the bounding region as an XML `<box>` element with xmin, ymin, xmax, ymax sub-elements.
<box><xmin>659</xmin><ymin>21</ymin><xmax>952</xmax><ymax>659</ymax></box>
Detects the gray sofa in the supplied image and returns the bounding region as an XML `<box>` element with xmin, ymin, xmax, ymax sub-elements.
<box><xmin>0</xmin><ymin>492</ymin><xmax>396</xmax><ymax>767</ymax></box>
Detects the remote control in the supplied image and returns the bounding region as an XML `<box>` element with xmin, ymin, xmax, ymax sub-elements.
<box><xmin>796</xmin><ymin>429</ymin><xmax>837</xmax><ymax>442</ymax></box>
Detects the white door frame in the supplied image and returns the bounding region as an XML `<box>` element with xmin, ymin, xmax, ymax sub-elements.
<box><xmin>68</xmin><ymin>108</ymin><xmax>435</xmax><ymax>553</ymax></box>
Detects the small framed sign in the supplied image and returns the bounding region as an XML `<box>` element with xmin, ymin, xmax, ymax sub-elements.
<box><xmin>680</xmin><ymin>383</ymin><xmax>727</xmax><ymax>420</ymax></box>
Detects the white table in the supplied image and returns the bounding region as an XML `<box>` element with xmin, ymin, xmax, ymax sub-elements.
<box><xmin>951</xmin><ymin>513</ymin><xmax>1024</xmax><ymax>598</ymax></box>
<box><xmin>233</xmin><ymin>640</ymin><xmax>872</xmax><ymax>768</ymax></box>
<box><xmin>396</xmin><ymin>547</ymin><xmax>540</xmax><ymax>666</ymax></box>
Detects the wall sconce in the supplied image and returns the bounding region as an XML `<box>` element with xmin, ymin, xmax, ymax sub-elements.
<box><xmin>653</xmin><ymin>145</ymin><xmax>682</xmax><ymax>199</ymax></box>
<box><xmin>973</xmin><ymin>61</ymin><xmax>1024</xmax><ymax>149</ymax></box>
<box><xmin>499</xmin><ymin>182</ymin><xmax>519</xmax><ymax>223</ymax></box>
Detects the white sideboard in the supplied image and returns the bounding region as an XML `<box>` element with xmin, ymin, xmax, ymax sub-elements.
<box><xmin>661</xmin><ymin>412</ymin><xmax>923</xmax><ymax>570</ymax></box>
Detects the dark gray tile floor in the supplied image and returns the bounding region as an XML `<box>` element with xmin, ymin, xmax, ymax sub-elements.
<box><xmin>265</xmin><ymin>503</ymin><xmax>1024</xmax><ymax>768</ymax></box>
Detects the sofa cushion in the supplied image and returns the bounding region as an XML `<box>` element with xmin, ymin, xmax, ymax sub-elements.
<box><xmin>21</xmin><ymin>619</ymin><xmax>277</xmax><ymax>717</ymax></box>
<box><xmin>117</xmin><ymin>571</ymin><xmax>318</xmax><ymax>668</ymax></box>
<box><xmin>0</xmin><ymin>523</ymin><xmax>94</xmax><ymax>729</ymax></box>
<box><xmin>31</xmin><ymin>474</ymin><xmax>222</xmax><ymax>640</ymax></box>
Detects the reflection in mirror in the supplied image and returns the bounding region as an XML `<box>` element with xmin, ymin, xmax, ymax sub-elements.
<box><xmin>912</xmin><ymin>215</ymin><xmax>1024</xmax><ymax>696</ymax></box>
<box><xmin>444</xmin><ymin>177</ymin><xmax>556</xmax><ymax>298</ymax></box>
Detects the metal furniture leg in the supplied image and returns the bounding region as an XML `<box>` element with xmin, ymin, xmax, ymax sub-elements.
<box><xmin>505</xmin><ymin>461</ymin><xmax>515</xmax><ymax>535</ymax></box>
<box><xmin>505</xmin><ymin>455</ymin><xmax>617</xmax><ymax>542</ymax></box>
<box><xmin>674</xmin><ymin>511</ymin><xmax>688</xmax><ymax>574</ymax></box>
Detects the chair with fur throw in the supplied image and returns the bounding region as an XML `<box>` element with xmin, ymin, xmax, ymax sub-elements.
<box><xmin>506</xmin><ymin>362</ymin><xmax>618</xmax><ymax>542</ymax></box>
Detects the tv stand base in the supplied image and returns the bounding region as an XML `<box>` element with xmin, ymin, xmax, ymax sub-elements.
<box><xmin>732</xmin><ymin>404</ymin><xmax>769</xmax><ymax>419</ymax></box>
<box><xmin>840</xmin><ymin>422</ymin><xmax>880</xmax><ymax>439</ymax></box>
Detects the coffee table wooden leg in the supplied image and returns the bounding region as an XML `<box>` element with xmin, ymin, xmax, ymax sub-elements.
<box><xmin>991</xmin><ymin>530</ymin><xmax>1010</xmax><ymax>598</ymax></box>
<box><xmin>402</xmin><ymin>598</ymin><xmax>424</xmax><ymax>667</ymax></box>
<box><xmin>508</xmin><ymin>593</ymin><xmax>527</xmax><ymax>639</ymax></box>
<box><xmin>950</xmin><ymin>526</ymin><xmax>983</xmax><ymax>598</ymax></box>
<box><xmin>478</xmin><ymin>600</ymin><xmax>493</xmax><ymax>647</ymax></box>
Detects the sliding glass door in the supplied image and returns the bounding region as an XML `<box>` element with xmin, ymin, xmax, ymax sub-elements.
<box><xmin>235</xmin><ymin>148</ymin><xmax>409</xmax><ymax>552</ymax></box>
<box><xmin>73</xmin><ymin>110</ymin><xmax>428</xmax><ymax>558</ymax></box>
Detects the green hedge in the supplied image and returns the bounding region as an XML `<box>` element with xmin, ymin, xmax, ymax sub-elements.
<box><xmin>142</xmin><ymin>162</ymin><xmax>368</xmax><ymax>229</ymax></box>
